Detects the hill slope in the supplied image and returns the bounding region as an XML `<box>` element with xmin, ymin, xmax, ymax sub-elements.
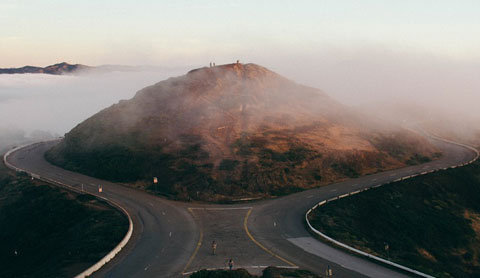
<box><xmin>0</xmin><ymin>161</ymin><xmax>127</xmax><ymax>278</ymax></box>
<box><xmin>0</xmin><ymin>62</ymin><xmax>91</xmax><ymax>75</ymax></box>
<box><xmin>308</xmin><ymin>159</ymin><xmax>480</xmax><ymax>278</ymax></box>
<box><xmin>46</xmin><ymin>63</ymin><xmax>438</xmax><ymax>201</ymax></box>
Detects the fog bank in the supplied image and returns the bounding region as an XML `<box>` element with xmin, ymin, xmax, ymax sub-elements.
<box><xmin>1</xmin><ymin>47</ymin><xmax>479</xmax><ymax>147</ymax></box>
<box><xmin>254</xmin><ymin>47</ymin><xmax>480</xmax><ymax>143</ymax></box>
<box><xmin>0</xmin><ymin>68</ymin><xmax>187</xmax><ymax>136</ymax></box>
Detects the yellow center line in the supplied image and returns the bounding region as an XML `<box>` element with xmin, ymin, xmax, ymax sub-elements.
<box><xmin>181</xmin><ymin>208</ymin><xmax>204</xmax><ymax>274</ymax></box>
<box><xmin>243</xmin><ymin>208</ymin><xmax>297</xmax><ymax>267</ymax></box>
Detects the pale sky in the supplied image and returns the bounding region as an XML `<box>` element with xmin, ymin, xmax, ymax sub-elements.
<box><xmin>1</xmin><ymin>0</ymin><xmax>479</xmax><ymax>67</ymax></box>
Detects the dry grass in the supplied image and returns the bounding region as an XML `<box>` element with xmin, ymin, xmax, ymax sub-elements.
<box><xmin>46</xmin><ymin>63</ymin><xmax>439</xmax><ymax>201</ymax></box>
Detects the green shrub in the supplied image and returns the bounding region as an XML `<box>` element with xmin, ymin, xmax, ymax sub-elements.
<box><xmin>0</xmin><ymin>168</ymin><xmax>128</xmax><ymax>278</ymax></box>
<box><xmin>219</xmin><ymin>159</ymin><xmax>240</xmax><ymax>171</ymax></box>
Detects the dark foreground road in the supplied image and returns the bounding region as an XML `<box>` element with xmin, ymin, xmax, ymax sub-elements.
<box><xmin>5</xmin><ymin>135</ymin><xmax>476</xmax><ymax>278</ymax></box>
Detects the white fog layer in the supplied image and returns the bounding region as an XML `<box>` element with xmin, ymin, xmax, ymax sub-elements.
<box><xmin>1</xmin><ymin>48</ymin><xmax>479</xmax><ymax>147</ymax></box>
<box><xmin>0</xmin><ymin>69</ymin><xmax>187</xmax><ymax>135</ymax></box>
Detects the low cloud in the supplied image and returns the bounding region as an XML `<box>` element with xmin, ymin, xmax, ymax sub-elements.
<box><xmin>1</xmin><ymin>47</ymin><xmax>479</xmax><ymax>146</ymax></box>
<box><xmin>0</xmin><ymin>69</ymin><xmax>187</xmax><ymax>136</ymax></box>
<box><xmin>254</xmin><ymin>46</ymin><xmax>480</xmax><ymax>142</ymax></box>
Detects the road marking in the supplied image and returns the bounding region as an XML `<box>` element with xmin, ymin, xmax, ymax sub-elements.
<box><xmin>244</xmin><ymin>208</ymin><xmax>297</xmax><ymax>267</ymax></box>
<box><xmin>351</xmin><ymin>183</ymin><xmax>358</xmax><ymax>187</ymax></box>
<box><xmin>330</xmin><ymin>189</ymin><xmax>337</xmax><ymax>192</ymax></box>
<box><xmin>307</xmin><ymin>195</ymin><xmax>314</xmax><ymax>198</ymax></box>
<box><xmin>389</xmin><ymin>173</ymin><xmax>396</xmax><ymax>177</ymax></box>
<box><xmin>371</xmin><ymin>178</ymin><xmax>377</xmax><ymax>181</ymax></box>
<box><xmin>274</xmin><ymin>221</ymin><xmax>277</xmax><ymax>227</ymax></box>
<box><xmin>181</xmin><ymin>208</ymin><xmax>204</xmax><ymax>274</ymax></box>
<box><xmin>169</xmin><ymin>232</ymin><xmax>172</xmax><ymax>237</ymax></box>
<box><xmin>189</xmin><ymin>207</ymin><xmax>252</xmax><ymax>210</ymax></box>
<box><xmin>144</xmin><ymin>265</ymin><xmax>150</xmax><ymax>271</ymax></box>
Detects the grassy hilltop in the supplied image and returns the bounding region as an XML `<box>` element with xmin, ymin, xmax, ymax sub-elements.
<box><xmin>47</xmin><ymin>63</ymin><xmax>438</xmax><ymax>202</ymax></box>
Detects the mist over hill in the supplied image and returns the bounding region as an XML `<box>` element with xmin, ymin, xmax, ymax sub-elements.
<box><xmin>46</xmin><ymin>63</ymin><xmax>439</xmax><ymax>201</ymax></box>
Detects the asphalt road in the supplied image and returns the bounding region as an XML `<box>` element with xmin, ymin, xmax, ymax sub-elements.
<box><xmin>5</xmin><ymin>135</ymin><xmax>476</xmax><ymax>278</ymax></box>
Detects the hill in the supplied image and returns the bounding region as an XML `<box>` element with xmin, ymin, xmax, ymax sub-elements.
<box><xmin>0</xmin><ymin>159</ymin><xmax>127</xmax><ymax>278</ymax></box>
<box><xmin>46</xmin><ymin>63</ymin><xmax>439</xmax><ymax>201</ymax></box>
<box><xmin>0</xmin><ymin>62</ymin><xmax>91</xmax><ymax>75</ymax></box>
<box><xmin>308</xmin><ymin>159</ymin><xmax>480</xmax><ymax>278</ymax></box>
<box><xmin>0</xmin><ymin>62</ymin><xmax>171</xmax><ymax>75</ymax></box>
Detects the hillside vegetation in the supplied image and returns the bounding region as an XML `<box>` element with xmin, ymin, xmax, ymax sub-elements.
<box><xmin>46</xmin><ymin>63</ymin><xmax>438</xmax><ymax>201</ymax></box>
<box><xmin>0</xmin><ymin>161</ymin><xmax>128</xmax><ymax>278</ymax></box>
<box><xmin>309</xmin><ymin>159</ymin><xmax>480</xmax><ymax>278</ymax></box>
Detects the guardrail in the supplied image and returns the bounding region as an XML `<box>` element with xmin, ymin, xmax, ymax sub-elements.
<box><xmin>305</xmin><ymin>135</ymin><xmax>479</xmax><ymax>278</ymax></box>
<box><xmin>3</xmin><ymin>142</ymin><xmax>134</xmax><ymax>278</ymax></box>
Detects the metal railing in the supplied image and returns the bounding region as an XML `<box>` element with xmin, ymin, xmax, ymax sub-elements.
<box><xmin>305</xmin><ymin>135</ymin><xmax>479</xmax><ymax>278</ymax></box>
<box><xmin>3</xmin><ymin>142</ymin><xmax>134</xmax><ymax>278</ymax></box>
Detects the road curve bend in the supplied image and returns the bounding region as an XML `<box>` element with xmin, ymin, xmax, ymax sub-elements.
<box><xmin>246</xmin><ymin>135</ymin><xmax>477</xmax><ymax>278</ymax></box>
<box><xmin>3</xmin><ymin>134</ymin><xmax>477</xmax><ymax>278</ymax></box>
<box><xmin>5</xmin><ymin>141</ymin><xmax>199</xmax><ymax>278</ymax></box>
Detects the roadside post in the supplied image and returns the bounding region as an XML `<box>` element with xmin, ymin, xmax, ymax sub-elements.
<box><xmin>385</xmin><ymin>242</ymin><xmax>390</xmax><ymax>259</ymax></box>
<box><xmin>326</xmin><ymin>265</ymin><xmax>333</xmax><ymax>277</ymax></box>
<box><xmin>153</xmin><ymin>177</ymin><xmax>158</xmax><ymax>194</ymax></box>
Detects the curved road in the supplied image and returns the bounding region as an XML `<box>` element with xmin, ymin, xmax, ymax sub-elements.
<box><xmin>5</xmin><ymin>135</ymin><xmax>476</xmax><ymax>278</ymax></box>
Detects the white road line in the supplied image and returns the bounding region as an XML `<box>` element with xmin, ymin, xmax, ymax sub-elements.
<box><xmin>189</xmin><ymin>207</ymin><xmax>252</xmax><ymax>210</ymax></box>
<box><xmin>307</xmin><ymin>195</ymin><xmax>314</xmax><ymax>198</ymax></box>
<box><xmin>182</xmin><ymin>265</ymin><xmax>298</xmax><ymax>275</ymax></box>
<box><xmin>351</xmin><ymin>183</ymin><xmax>358</xmax><ymax>186</ymax></box>
<box><xmin>330</xmin><ymin>189</ymin><xmax>337</xmax><ymax>192</ymax></box>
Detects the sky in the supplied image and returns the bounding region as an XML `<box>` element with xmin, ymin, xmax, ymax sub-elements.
<box><xmin>0</xmin><ymin>1</ymin><xmax>479</xmax><ymax>140</ymax></box>
<box><xmin>1</xmin><ymin>0</ymin><xmax>479</xmax><ymax>67</ymax></box>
